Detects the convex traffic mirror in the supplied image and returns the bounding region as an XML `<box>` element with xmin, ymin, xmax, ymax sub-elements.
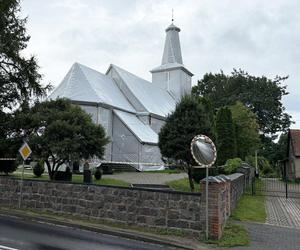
<box><xmin>191</xmin><ymin>135</ymin><xmax>217</xmax><ymax>168</ymax></box>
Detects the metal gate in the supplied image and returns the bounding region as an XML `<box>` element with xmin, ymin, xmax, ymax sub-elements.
<box><xmin>249</xmin><ymin>177</ymin><xmax>300</xmax><ymax>199</ymax></box>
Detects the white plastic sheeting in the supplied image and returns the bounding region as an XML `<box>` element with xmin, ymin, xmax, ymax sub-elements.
<box><xmin>112</xmin><ymin>111</ymin><xmax>164</xmax><ymax>171</ymax></box>
<box><xmin>112</xmin><ymin>112</ymin><xmax>140</xmax><ymax>164</ymax></box>
<box><xmin>114</xmin><ymin>110</ymin><xmax>158</xmax><ymax>144</ymax></box>
<box><xmin>139</xmin><ymin>144</ymin><xmax>164</xmax><ymax>171</ymax></box>
<box><xmin>150</xmin><ymin>117</ymin><xmax>166</xmax><ymax>134</ymax></box>
<box><xmin>49</xmin><ymin>63</ymin><xmax>135</xmax><ymax>112</ymax></box>
<box><xmin>111</xmin><ymin>65</ymin><xmax>176</xmax><ymax>117</ymax></box>
<box><xmin>162</xmin><ymin>23</ymin><xmax>182</xmax><ymax>65</ymax></box>
<box><xmin>80</xmin><ymin>105</ymin><xmax>98</xmax><ymax>123</ymax></box>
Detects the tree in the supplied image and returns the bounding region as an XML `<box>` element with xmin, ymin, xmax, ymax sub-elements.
<box><xmin>0</xmin><ymin>0</ymin><xmax>51</xmax><ymax>111</ymax></box>
<box><xmin>215</xmin><ymin>107</ymin><xmax>236</xmax><ymax>165</ymax></box>
<box><xmin>13</xmin><ymin>99</ymin><xmax>109</xmax><ymax>180</ymax></box>
<box><xmin>0</xmin><ymin>1</ymin><xmax>51</xmax><ymax>161</ymax></box>
<box><xmin>192</xmin><ymin>69</ymin><xmax>291</xmax><ymax>135</ymax></box>
<box><xmin>259</xmin><ymin>132</ymin><xmax>288</xmax><ymax>175</ymax></box>
<box><xmin>229</xmin><ymin>102</ymin><xmax>260</xmax><ymax>160</ymax></box>
<box><xmin>158</xmin><ymin>95</ymin><xmax>214</xmax><ymax>191</ymax></box>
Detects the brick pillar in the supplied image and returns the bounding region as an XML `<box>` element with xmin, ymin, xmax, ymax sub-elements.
<box><xmin>200</xmin><ymin>176</ymin><xmax>231</xmax><ymax>240</ymax></box>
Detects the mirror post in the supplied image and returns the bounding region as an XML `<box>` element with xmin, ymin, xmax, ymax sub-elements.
<box><xmin>190</xmin><ymin>134</ymin><xmax>217</xmax><ymax>241</ymax></box>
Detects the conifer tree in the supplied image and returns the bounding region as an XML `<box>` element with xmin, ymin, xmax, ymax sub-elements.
<box><xmin>159</xmin><ymin>95</ymin><xmax>214</xmax><ymax>191</ymax></box>
<box><xmin>215</xmin><ymin>107</ymin><xmax>236</xmax><ymax>165</ymax></box>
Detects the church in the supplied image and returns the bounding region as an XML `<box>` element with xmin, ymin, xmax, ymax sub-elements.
<box><xmin>49</xmin><ymin>22</ymin><xmax>193</xmax><ymax>171</ymax></box>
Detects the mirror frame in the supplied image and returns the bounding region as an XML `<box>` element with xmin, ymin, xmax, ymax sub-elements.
<box><xmin>190</xmin><ymin>134</ymin><xmax>217</xmax><ymax>168</ymax></box>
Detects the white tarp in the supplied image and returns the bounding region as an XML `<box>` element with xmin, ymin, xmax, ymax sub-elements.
<box><xmin>114</xmin><ymin>110</ymin><xmax>158</xmax><ymax>144</ymax></box>
<box><xmin>49</xmin><ymin>63</ymin><xmax>135</xmax><ymax>112</ymax></box>
<box><xmin>112</xmin><ymin>111</ymin><xmax>164</xmax><ymax>171</ymax></box>
<box><xmin>111</xmin><ymin>64</ymin><xmax>176</xmax><ymax>117</ymax></box>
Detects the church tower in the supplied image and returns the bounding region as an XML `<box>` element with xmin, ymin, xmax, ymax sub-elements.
<box><xmin>151</xmin><ymin>23</ymin><xmax>193</xmax><ymax>101</ymax></box>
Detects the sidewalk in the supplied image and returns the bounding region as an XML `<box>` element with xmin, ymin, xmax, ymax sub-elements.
<box><xmin>231</xmin><ymin>222</ymin><xmax>300</xmax><ymax>250</ymax></box>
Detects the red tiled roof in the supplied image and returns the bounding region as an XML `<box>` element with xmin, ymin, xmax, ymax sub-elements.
<box><xmin>290</xmin><ymin>129</ymin><xmax>300</xmax><ymax>157</ymax></box>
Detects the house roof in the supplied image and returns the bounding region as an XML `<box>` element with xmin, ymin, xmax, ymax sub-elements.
<box><xmin>111</xmin><ymin>64</ymin><xmax>176</xmax><ymax>117</ymax></box>
<box><xmin>290</xmin><ymin>129</ymin><xmax>300</xmax><ymax>157</ymax></box>
<box><xmin>114</xmin><ymin>110</ymin><xmax>158</xmax><ymax>144</ymax></box>
<box><xmin>49</xmin><ymin>63</ymin><xmax>135</xmax><ymax>112</ymax></box>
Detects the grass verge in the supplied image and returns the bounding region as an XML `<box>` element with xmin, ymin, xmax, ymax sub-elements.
<box><xmin>231</xmin><ymin>179</ymin><xmax>266</xmax><ymax>223</ymax></box>
<box><xmin>167</xmin><ymin>178</ymin><xmax>200</xmax><ymax>192</ymax></box>
<box><xmin>231</xmin><ymin>194</ymin><xmax>266</xmax><ymax>222</ymax></box>
<box><xmin>207</xmin><ymin>222</ymin><xmax>249</xmax><ymax>247</ymax></box>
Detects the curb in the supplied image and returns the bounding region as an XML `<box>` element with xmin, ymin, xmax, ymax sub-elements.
<box><xmin>0</xmin><ymin>209</ymin><xmax>208</xmax><ymax>250</ymax></box>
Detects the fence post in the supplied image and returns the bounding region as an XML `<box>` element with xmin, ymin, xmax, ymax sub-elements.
<box><xmin>252</xmin><ymin>177</ymin><xmax>255</xmax><ymax>195</ymax></box>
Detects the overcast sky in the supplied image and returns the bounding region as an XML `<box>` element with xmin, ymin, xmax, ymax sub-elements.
<box><xmin>21</xmin><ymin>0</ymin><xmax>300</xmax><ymax>128</ymax></box>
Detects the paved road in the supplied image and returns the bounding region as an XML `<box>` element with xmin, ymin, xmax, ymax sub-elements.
<box><xmin>0</xmin><ymin>215</ymin><xmax>174</xmax><ymax>250</ymax></box>
<box><xmin>232</xmin><ymin>222</ymin><xmax>300</xmax><ymax>250</ymax></box>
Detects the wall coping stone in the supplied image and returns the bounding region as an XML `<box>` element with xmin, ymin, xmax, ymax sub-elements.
<box><xmin>227</xmin><ymin>173</ymin><xmax>244</xmax><ymax>181</ymax></box>
<box><xmin>201</xmin><ymin>176</ymin><xmax>226</xmax><ymax>183</ymax></box>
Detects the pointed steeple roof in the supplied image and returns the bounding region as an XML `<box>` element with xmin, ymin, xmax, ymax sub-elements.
<box><xmin>161</xmin><ymin>23</ymin><xmax>183</xmax><ymax>65</ymax></box>
<box><xmin>151</xmin><ymin>23</ymin><xmax>193</xmax><ymax>76</ymax></box>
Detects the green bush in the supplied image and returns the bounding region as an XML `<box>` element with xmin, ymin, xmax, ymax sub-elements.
<box><xmin>245</xmin><ymin>155</ymin><xmax>274</xmax><ymax>177</ymax></box>
<box><xmin>33</xmin><ymin>161</ymin><xmax>45</xmax><ymax>177</ymax></box>
<box><xmin>224</xmin><ymin>158</ymin><xmax>243</xmax><ymax>174</ymax></box>
<box><xmin>94</xmin><ymin>168</ymin><xmax>102</xmax><ymax>180</ymax></box>
<box><xmin>0</xmin><ymin>159</ymin><xmax>17</xmax><ymax>174</ymax></box>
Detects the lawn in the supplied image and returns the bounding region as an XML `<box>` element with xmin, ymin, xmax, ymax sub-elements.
<box><xmin>12</xmin><ymin>171</ymin><xmax>130</xmax><ymax>187</ymax></box>
<box><xmin>167</xmin><ymin>177</ymin><xmax>201</xmax><ymax>192</ymax></box>
<box><xmin>143</xmin><ymin>169</ymin><xmax>184</xmax><ymax>174</ymax></box>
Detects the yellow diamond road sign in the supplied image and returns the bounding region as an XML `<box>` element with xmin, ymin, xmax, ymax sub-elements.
<box><xmin>19</xmin><ymin>142</ymin><xmax>32</xmax><ymax>161</ymax></box>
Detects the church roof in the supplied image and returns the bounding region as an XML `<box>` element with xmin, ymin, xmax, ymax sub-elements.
<box><xmin>49</xmin><ymin>63</ymin><xmax>135</xmax><ymax>112</ymax></box>
<box><xmin>114</xmin><ymin>110</ymin><xmax>158</xmax><ymax>144</ymax></box>
<box><xmin>110</xmin><ymin>64</ymin><xmax>176</xmax><ymax>117</ymax></box>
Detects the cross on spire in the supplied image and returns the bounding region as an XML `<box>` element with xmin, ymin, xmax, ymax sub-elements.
<box><xmin>172</xmin><ymin>8</ymin><xmax>174</xmax><ymax>23</ymax></box>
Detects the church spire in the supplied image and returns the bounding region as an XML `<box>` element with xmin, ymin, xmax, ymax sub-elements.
<box><xmin>161</xmin><ymin>22</ymin><xmax>183</xmax><ymax>65</ymax></box>
<box><xmin>151</xmin><ymin>22</ymin><xmax>193</xmax><ymax>101</ymax></box>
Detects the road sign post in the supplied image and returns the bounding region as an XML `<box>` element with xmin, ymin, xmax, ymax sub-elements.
<box><xmin>18</xmin><ymin>142</ymin><xmax>32</xmax><ymax>208</ymax></box>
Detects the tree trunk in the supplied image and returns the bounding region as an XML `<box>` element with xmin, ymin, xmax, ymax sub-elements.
<box><xmin>187</xmin><ymin>166</ymin><xmax>195</xmax><ymax>192</ymax></box>
<box><xmin>45</xmin><ymin>160</ymin><xmax>54</xmax><ymax>180</ymax></box>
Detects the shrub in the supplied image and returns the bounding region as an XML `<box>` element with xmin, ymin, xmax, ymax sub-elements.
<box><xmin>33</xmin><ymin>161</ymin><xmax>44</xmax><ymax>177</ymax></box>
<box><xmin>245</xmin><ymin>155</ymin><xmax>274</xmax><ymax>177</ymax></box>
<box><xmin>0</xmin><ymin>159</ymin><xmax>17</xmax><ymax>174</ymax></box>
<box><xmin>94</xmin><ymin>168</ymin><xmax>102</xmax><ymax>180</ymax></box>
<box><xmin>224</xmin><ymin>158</ymin><xmax>243</xmax><ymax>174</ymax></box>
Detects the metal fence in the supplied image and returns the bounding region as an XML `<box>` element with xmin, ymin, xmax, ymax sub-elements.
<box><xmin>247</xmin><ymin>177</ymin><xmax>300</xmax><ymax>199</ymax></box>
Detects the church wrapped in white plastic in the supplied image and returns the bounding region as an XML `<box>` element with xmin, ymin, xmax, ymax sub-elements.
<box><xmin>49</xmin><ymin>23</ymin><xmax>193</xmax><ymax>171</ymax></box>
